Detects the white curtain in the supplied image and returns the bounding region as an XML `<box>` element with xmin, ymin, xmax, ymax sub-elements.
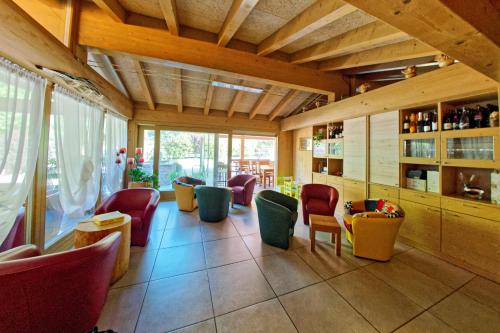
<box><xmin>102</xmin><ymin>112</ymin><xmax>127</xmax><ymax>199</ymax></box>
<box><xmin>52</xmin><ymin>87</ymin><xmax>104</xmax><ymax>218</ymax></box>
<box><xmin>0</xmin><ymin>59</ymin><xmax>45</xmax><ymax>244</ymax></box>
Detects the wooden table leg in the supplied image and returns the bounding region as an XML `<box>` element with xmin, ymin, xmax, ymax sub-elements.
<box><xmin>335</xmin><ymin>230</ymin><xmax>341</xmax><ymax>256</ymax></box>
<box><xmin>310</xmin><ymin>226</ymin><xmax>316</xmax><ymax>252</ymax></box>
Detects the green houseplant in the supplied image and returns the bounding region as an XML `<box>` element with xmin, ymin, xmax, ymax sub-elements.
<box><xmin>127</xmin><ymin>147</ymin><xmax>159</xmax><ymax>189</ymax></box>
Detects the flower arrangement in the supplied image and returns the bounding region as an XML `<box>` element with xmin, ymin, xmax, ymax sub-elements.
<box><xmin>127</xmin><ymin>147</ymin><xmax>159</xmax><ymax>189</ymax></box>
<box><xmin>115</xmin><ymin>147</ymin><xmax>127</xmax><ymax>165</ymax></box>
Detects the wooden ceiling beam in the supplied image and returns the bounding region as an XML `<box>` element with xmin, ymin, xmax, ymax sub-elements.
<box><xmin>78</xmin><ymin>2</ymin><xmax>348</xmax><ymax>95</ymax></box>
<box><xmin>268</xmin><ymin>90</ymin><xmax>301</xmax><ymax>121</ymax></box>
<box><xmin>227</xmin><ymin>90</ymin><xmax>244</xmax><ymax>118</ymax></box>
<box><xmin>92</xmin><ymin>0</ymin><xmax>125</xmax><ymax>22</ymax></box>
<box><xmin>342</xmin><ymin>0</ymin><xmax>500</xmax><ymax>83</ymax></box>
<box><xmin>204</xmin><ymin>74</ymin><xmax>216</xmax><ymax>115</ymax></box>
<box><xmin>158</xmin><ymin>0</ymin><xmax>179</xmax><ymax>36</ymax></box>
<box><xmin>258</xmin><ymin>0</ymin><xmax>357</xmax><ymax>56</ymax></box>
<box><xmin>291</xmin><ymin>21</ymin><xmax>408</xmax><ymax>64</ymax></box>
<box><xmin>218</xmin><ymin>0</ymin><xmax>259</xmax><ymax>47</ymax></box>
<box><xmin>133</xmin><ymin>60</ymin><xmax>155</xmax><ymax>110</ymax></box>
<box><xmin>319</xmin><ymin>39</ymin><xmax>440</xmax><ymax>71</ymax></box>
<box><xmin>248</xmin><ymin>85</ymin><xmax>273</xmax><ymax>119</ymax></box>
<box><xmin>174</xmin><ymin>68</ymin><xmax>183</xmax><ymax>112</ymax></box>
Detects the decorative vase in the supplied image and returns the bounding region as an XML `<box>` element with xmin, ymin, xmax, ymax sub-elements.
<box><xmin>435</xmin><ymin>54</ymin><xmax>454</xmax><ymax>67</ymax></box>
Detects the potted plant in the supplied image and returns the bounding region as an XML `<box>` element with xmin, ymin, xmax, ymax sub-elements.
<box><xmin>127</xmin><ymin>147</ymin><xmax>159</xmax><ymax>189</ymax></box>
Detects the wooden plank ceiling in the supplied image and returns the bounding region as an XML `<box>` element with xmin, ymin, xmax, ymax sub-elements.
<box><xmin>75</xmin><ymin>0</ymin><xmax>496</xmax><ymax>120</ymax></box>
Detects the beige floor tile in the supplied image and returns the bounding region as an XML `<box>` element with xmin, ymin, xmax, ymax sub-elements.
<box><xmin>340</xmin><ymin>244</ymin><xmax>375</xmax><ymax>267</ymax></box>
<box><xmin>169</xmin><ymin>319</ymin><xmax>216</xmax><ymax>333</ymax></box>
<box><xmin>393</xmin><ymin>240</ymin><xmax>413</xmax><ymax>254</ymax></box>
<box><xmin>328</xmin><ymin>269</ymin><xmax>423</xmax><ymax>333</ymax></box>
<box><xmin>395</xmin><ymin>312</ymin><xmax>457</xmax><ymax>333</ymax></box>
<box><xmin>113</xmin><ymin>250</ymin><xmax>157</xmax><ymax>288</ymax></box>
<box><xmin>151</xmin><ymin>243</ymin><xmax>206</xmax><ymax>280</ymax></box>
<box><xmin>430</xmin><ymin>292</ymin><xmax>500</xmax><ymax>333</ymax></box>
<box><xmin>255</xmin><ymin>252</ymin><xmax>321</xmax><ymax>295</ymax></box>
<box><xmin>287</xmin><ymin>235</ymin><xmax>309</xmax><ymax>250</ymax></box>
<box><xmin>166</xmin><ymin>210</ymin><xmax>200</xmax><ymax>229</ymax></box>
<box><xmin>242</xmin><ymin>233</ymin><xmax>284</xmax><ymax>258</ymax></box>
<box><xmin>151</xmin><ymin>203</ymin><xmax>171</xmax><ymax>230</ymax></box>
<box><xmin>203</xmin><ymin>237</ymin><xmax>252</xmax><ymax>268</ymax></box>
<box><xmin>280</xmin><ymin>282</ymin><xmax>377</xmax><ymax>333</ymax></box>
<box><xmin>395</xmin><ymin>249</ymin><xmax>475</xmax><ymax>289</ymax></box>
<box><xmin>97</xmin><ymin>283</ymin><xmax>147</xmax><ymax>333</ymax></box>
<box><xmin>216</xmin><ymin>299</ymin><xmax>297</xmax><ymax>333</ymax></box>
<box><xmin>136</xmin><ymin>271</ymin><xmax>213</xmax><ymax>333</ymax></box>
<box><xmin>200</xmin><ymin>218</ymin><xmax>238</xmax><ymax>241</ymax></box>
<box><xmin>230</xmin><ymin>215</ymin><xmax>260</xmax><ymax>236</ymax></box>
<box><xmin>295</xmin><ymin>242</ymin><xmax>357</xmax><ymax>279</ymax></box>
<box><xmin>366</xmin><ymin>260</ymin><xmax>453</xmax><ymax>308</ymax></box>
<box><xmin>208</xmin><ymin>260</ymin><xmax>275</xmax><ymax>316</ymax></box>
<box><xmin>460</xmin><ymin>276</ymin><xmax>500</xmax><ymax>313</ymax></box>
<box><xmin>161</xmin><ymin>226</ymin><xmax>202</xmax><ymax>248</ymax></box>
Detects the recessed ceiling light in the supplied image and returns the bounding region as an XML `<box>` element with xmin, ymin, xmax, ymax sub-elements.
<box><xmin>211</xmin><ymin>81</ymin><xmax>263</xmax><ymax>94</ymax></box>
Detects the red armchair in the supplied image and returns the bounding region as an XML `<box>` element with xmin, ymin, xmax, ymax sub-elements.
<box><xmin>0</xmin><ymin>212</ymin><xmax>25</xmax><ymax>252</ymax></box>
<box><xmin>300</xmin><ymin>184</ymin><xmax>339</xmax><ymax>225</ymax></box>
<box><xmin>228</xmin><ymin>174</ymin><xmax>257</xmax><ymax>206</ymax></box>
<box><xmin>0</xmin><ymin>232</ymin><xmax>121</xmax><ymax>333</ymax></box>
<box><xmin>96</xmin><ymin>188</ymin><xmax>160</xmax><ymax>246</ymax></box>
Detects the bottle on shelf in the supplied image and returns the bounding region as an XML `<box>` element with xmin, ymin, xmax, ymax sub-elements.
<box><xmin>452</xmin><ymin>110</ymin><xmax>460</xmax><ymax>130</ymax></box>
<box><xmin>339</xmin><ymin>125</ymin><xmax>343</xmax><ymax>138</ymax></box>
<box><xmin>459</xmin><ymin>107</ymin><xmax>470</xmax><ymax>130</ymax></box>
<box><xmin>431</xmin><ymin>110</ymin><xmax>438</xmax><ymax>131</ymax></box>
<box><xmin>402</xmin><ymin>115</ymin><xmax>410</xmax><ymax>133</ymax></box>
<box><xmin>416</xmin><ymin>112</ymin><xmax>424</xmax><ymax>133</ymax></box>
<box><xmin>409</xmin><ymin>113</ymin><xmax>417</xmax><ymax>133</ymax></box>
<box><xmin>473</xmin><ymin>105</ymin><xmax>483</xmax><ymax>128</ymax></box>
<box><xmin>423</xmin><ymin>113</ymin><xmax>431</xmax><ymax>132</ymax></box>
<box><xmin>443</xmin><ymin>112</ymin><xmax>452</xmax><ymax>130</ymax></box>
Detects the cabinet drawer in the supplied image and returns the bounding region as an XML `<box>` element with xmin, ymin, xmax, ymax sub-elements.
<box><xmin>369</xmin><ymin>184</ymin><xmax>399</xmax><ymax>202</ymax></box>
<box><xmin>326</xmin><ymin>175</ymin><xmax>343</xmax><ymax>186</ymax></box>
<box><xmin>400</xmin><ymin>188</ymin><xmax>441</xmax><ymax>208</ymax></box>
<box><xmin>442</xmin><ymin>210</ymin><xmax>500</xmax><ymax>277</ymax></box>
<box><xmin>441</xmin><ymin>197</ymin><xmax>500</xmax><ymax>222</ymax></box>
<box><xmin>343</xmin><ymin>179</ymin><xmax>366</xmax><ymax>204</ymax></box>
<box><xmin>399</xmin><ymin>200</ymin><xmax>441</xmax><ymax>252</ymax></box>
<box><xmin>312</xmin><ymin>172</ymin><xmax>327</xmax><ymax>184</ymax></box>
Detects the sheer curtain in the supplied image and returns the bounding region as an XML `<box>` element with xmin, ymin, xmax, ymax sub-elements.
<box><xmin>52</xmin><ymin>87</ymin><xmax>104</xmax><ymax>218</ymax></box>
<box><xmin>0</xmin><ymin>58</ymin><xmax>45</xmax><ymax>244</ymax></box>
<box><xmin>102</xmin><ymin>112</ymin><xmax>127</xmax><ymax>199</ymax></box>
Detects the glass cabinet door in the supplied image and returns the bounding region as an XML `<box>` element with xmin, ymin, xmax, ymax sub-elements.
<box><xmin>441</xmin><ymin>128</ymin><xmax>499</xmax><ymax>168</ymax></box>
<box><xmin>313</xmin><ymin>139</ymin><xmax>327</xmax><ymax>157</ymax></box>
<box><xmin>400</xmin><ymin>133</ymin><xmax>440</xmax><ymax>164</ymax></box>
<box><xmin>327</xmin><ymin>139</ymin><xmax>343</xmax><ymax>158</ymax></box>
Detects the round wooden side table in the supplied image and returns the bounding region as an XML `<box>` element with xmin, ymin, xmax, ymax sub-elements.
<box><xmin>74</xmin><ymin>214</ymin><xmax>131</xmax><ymax>284</ymax></box>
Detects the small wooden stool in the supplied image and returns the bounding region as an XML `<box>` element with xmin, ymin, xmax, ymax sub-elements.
<box><xmin>309</xmin><ymin>214</ymin><xmax>341</xmax><ymax>256</ymax></box>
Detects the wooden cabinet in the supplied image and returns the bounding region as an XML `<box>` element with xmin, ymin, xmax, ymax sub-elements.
<box><xmin>442</xmin><ymin>210</ymin><xmax>500</xmax><ymax>278</ymax></box>
<box><xmin>327</xmin><ymin>175</ymin><xmax>343</xmax><ymax>206</ymax></box>
<box><xmin>400</xmin><ymin>188</ymin><xmax>441</xmax><ymax>208</ymax></box>
<box><xmin>399</xmin><ymin>200</ymin><xmax>441</xmax><ymax>252</ymax></box>
<box><xmin>441</xmin><ymin>196</ymin><xmax>500</xmax><ymax>222</ymax></box>
<box><xmin>369</xmin><ymin>184</ymin><xmax>399</xmax><ymax>203</ymax></box>
<box><xmin>343</xmin><ymin>179</ymin><xmax>366</xmax><ymax>204</ymax></box>
<box><xmin>343</xmin><ymin>116</ymin><xmax>366</xmax><ymax>181</ymax></box>
<box><xmin>312</xmin><ymin>172</ymin><xmax>327</xmax><ymax>184</ymax></box>
<box><xmin>400</xmin><ymin>132</ymin><xmax>440</xmax><ymax>165</ymax></box>
<box><xmin>370</xmin><ymin>111</ymin><xmax>399</xmax><ymax>186</ymax></box>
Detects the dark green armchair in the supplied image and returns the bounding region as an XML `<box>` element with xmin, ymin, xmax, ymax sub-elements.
<box><xmin>255</xmin><ymin>190</ymin><xmax>298</xmax><ymax>249</ymax></box>
<box><xmin>195</xmin><ymin>186</ymin><xmax>231</xmax><ymax>222</ymax></box>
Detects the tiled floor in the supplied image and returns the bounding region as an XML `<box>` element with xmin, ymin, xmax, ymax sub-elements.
<box><xmin>98</xmin><ymin>201</ymin><xmax>500</xmax><ymax>333</ymax></box>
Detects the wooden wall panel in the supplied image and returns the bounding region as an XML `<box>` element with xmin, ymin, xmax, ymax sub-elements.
<box><xmin>343</xmin><ymin>116</ymin><xmax>366</xmax><ymax>181</ymax></box>
<box><xmin>369</xmin><ymin>110</ymin><xmax>399</xmax><ymax>186</ymax></box>
<box><xmin>277</xmin><ymin>131</ymin><xmax>293</xmax><ymax>177</ymax></box>
<box><xmin>293</xmin><ymin>127</ymin><xmax>312</xmax><ymax>184</ymax></box>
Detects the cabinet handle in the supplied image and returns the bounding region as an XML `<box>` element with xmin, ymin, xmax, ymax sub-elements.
<box><xmin>427</xmin><ymin>207</ymin><xmax>440</xmax><ymax>213</ymax></box>
<box><xmin>434</xmin><ymin>161</ymin><xmax>440</xmax><ymax>164</ymax></box>
<box><xmin>463</xmin><ymin>204</ymin><xmax>479</xmax><ymax>209</ymax></box>
<box><xmin>419</xmin><ymin>195</ymin><xmax>426</xmax><ymax>199</ymax></box>
<box><xmin>443</xmin><ymin>161</ymin><xmax>448</xmax><ymax>164</ymax></box>
<box><xmin>449</xmin><ymin>213</ymin><xmax>461</xmax><ymax>218</ymax></box>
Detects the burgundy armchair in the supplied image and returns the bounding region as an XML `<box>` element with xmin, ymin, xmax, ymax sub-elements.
<box><xmin>0</xmin><ymin>232</ymin><xmax>121</xmax><ymax>333</ymax></box>
<box><xmin>227</xmin><ymin>174</ymin><xmax>257</xmax><ymax>206</ymax></box>
<box><xmin>0</xmin><ymin>212</ymin><xmax>25</xmax><ymax>252</ymax></box>
<box><xmin>96</xmin><ymin>188</ymin><xmax>160</xmax><ymax>246</ymax></box>
<box><xmin>300</xmin><ymin>184</ymin><xmax>339</xmax><ymax>225</ymax></box>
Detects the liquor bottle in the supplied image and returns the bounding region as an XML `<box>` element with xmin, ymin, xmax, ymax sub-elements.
<box><xmin>431</xmin><ymin>110</ymin><xmax>438</xmax><ymax>132</ymax></box>
<box><xmin>459</xmin><ymin>107</ymin><xmax>470</xmax><ymax>130</ymax></box>
<box><xmin>409</xmin><ymin>113</ymin><xmax>417</xmax><ymax>133</ymax></box>
<box><xmin>403</xmin><ymin>115</ymin><xmax>410</xmax><ymax>133</ymax></box>
<box><xmin>473</xmin><ymin>105</ymin><xmax>483</xmax><ymax>128</ymax></box>
<box><xmin>339</xmin><ymin>125</ymin><xmax>343</xmax><ymax>138</ymax></box>
<box><xmin>453</xmin><ymin>110</ymin><xmax>460</xmax><ymax>130</ymax></box>
<box><xmin>423</xmin><ymin>113</ymin><xmax>431</xmax><ymax>132</ymax></box>
<box><xmin>416</xmin><ymin>112</ymin><xmax>424</xmax><ymax>132</ymax></box>
<box><xmin>443</xmin><ymin>112</ymin><xmax>452</xmax><ymax>130</ymax></box>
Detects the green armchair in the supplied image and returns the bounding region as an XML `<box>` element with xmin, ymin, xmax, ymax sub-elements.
<box><xmin>195</xmin><ymin>186</ymin><xmax>231</xmax><ymax>222</ymax></box>
<box><xmin>255</xmin><ymin>190</ymin><xmax>298</xmax><ymax>249</ymax></box>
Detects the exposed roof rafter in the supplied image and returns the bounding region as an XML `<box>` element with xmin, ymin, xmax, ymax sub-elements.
<box><xmin>204</xmin><ymin>75</ymin><xmax>216</xmax><ymax>115</ymax></box>
<box><xmin>248</xmin><ymin>85</ymin><xmax>273</xmax><ymax>119</ymax></box>
<box><xmin>92</xmin><ymin>0</ymin><xmax>125</xmax><ymax>22</ymax></box>
<box><xmin>158</xmin><ymin>0</ymin><xmax>179</xmax><ymax>36</ymax></box>
<box><xmin>268</xmin><ymin>90</ymin><xmax>301</xmax><ymax>121</ymax></box>
<box><xmin>133</xmin><ymin>60</ymin><xmax>155</xmax><ymax>110</ymax></box>
<box><xmin>218</xmin><ymin>0</ymin><xmax>259</xmax><ymax>47</ymax></box>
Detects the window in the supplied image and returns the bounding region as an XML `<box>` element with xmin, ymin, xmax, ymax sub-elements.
<box><xmin>101</xmin><ymin>112</ymin><xmax>127</xmax><ymax>200</ymax></box>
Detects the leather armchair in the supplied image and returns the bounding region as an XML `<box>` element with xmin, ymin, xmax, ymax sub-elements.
<box><xmin>227</xmin><ymin>174</ymin><xmax>256</xmax><ymax>206</ymax></box>
<box><xmin>96</xmin><ymin>188</ymin><xmax>160</xmax><ymax>246</ymax></box>
<box><xmin>0</xmin><ymin>211</ymin><xmax>25</xmax><ymax>252</ymax></box>
<box><xmin>255</xmin><ymin>190</ymin><xmax>298</xmax><ymax>249</ymax></box>
<box><xmin>343</xmin><ymin>199</ymin><xmax>404</xmax><ymax>261</ymax></box>
<box><xmin>173</xmin><ymin>176</ymin><xmax>205</xmax><ymax>212</ymax></box>
<box><xmin>0</xmin><ymin>232</ymin><xmax>121</xmax><ymax>333</ymax></box>
<box><xmin>300</xmin><ymin>184</ymin><xmax>339</xmax><ymax>225</ymax></box>
<box><xmin>195</xmin><ymin>186</ymin><xmax>231</xmax><ymax>222</ymax></box>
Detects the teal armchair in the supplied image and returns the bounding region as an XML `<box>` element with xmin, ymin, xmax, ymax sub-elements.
<box><xmin>195</xmin><ymin>186</ymin><xmax>231</xmax><ymax>222</ymax></box>
<box><xmin>255</xmin><ymin>190</ymin><xmax>298</xmax><ymax>249</ymax></box>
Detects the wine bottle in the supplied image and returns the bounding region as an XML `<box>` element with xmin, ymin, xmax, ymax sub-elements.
<box><xmin>431</xmin><ymin>110</ymin><xmax>438</xmax><ymax>131</ymax></box>
<box><xmin>403</xmin><ymin>115</ymin><xmax>410</xmax><ymax>133</ymax></box>
<box><xmin>443</xmin><ymin>112</ymin><xmax>452</xmax><ymax>130</ymax></box>
<box><xmin>409</xmin><ymin>113</ymin><xmax>417</xmax><ymax>133</ymax></box>
<box><xmin>417</xmin><ymin>112</ymin><xmax>423</xmax><ymax>133</ymax></box>
<box><xmin>459</xmin><ymin>107</ymin><xmax>470</xmax><ymax>130</ymax></box>
<box><xmin>453</xmin><ymin>110</ymin><xmax>460</xmax><ymax>130</ymax></box>
<box><xmin>339</xmin><ymin>125</ymin><xmax>343</xmax><ymax>138</ymax></box>
<box><xmin>473</xmin><ymin>105</ymin><xmax>483</xmax><ymax>128</ymax></box>
<box><xmin>423</xmin><ymin>113</ymin><xmax>431</xmax><ymax>132</ymax></box>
